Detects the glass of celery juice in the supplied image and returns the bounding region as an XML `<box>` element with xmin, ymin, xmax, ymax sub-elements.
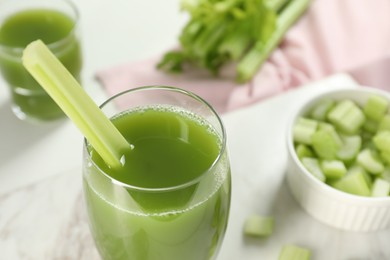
<box><xmin>0</xmin><ymin>0</ymin><xmax>82</xmax><ymax>122</ymax></box>
<box><xmin>82</xmin><ymin>86</ymin><xmax>231</xmax><ymax>260</ymax></box>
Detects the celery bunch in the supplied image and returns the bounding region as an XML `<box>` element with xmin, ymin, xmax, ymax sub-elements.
<box><xmin>157</xmin><ymin>0</ymin><xmax>311</xmax><ymax>83</ymax></box>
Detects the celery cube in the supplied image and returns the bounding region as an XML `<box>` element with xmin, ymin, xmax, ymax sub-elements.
<box><xmin>311</xmin><ymin>129</ymin><xmax>340</xmax><ymax>160</ymax></box>
<box><xmin>293</xmin><ymin>117</ymin><xmax>318</xmax><ymax>145</ymax></box>
<box><xmin>310</xmin><ymin>98</ymin><xmax>335</xmax><ymax>121</ymax></box>
<box><xmin>336</xmin><ymin>135</ymin><xmax>361</xmax><ymax>162</ymax></box>
<box><xmin>378</xmin><ymin>114</ymin><xmax>390</xmax><ymax>132</ymax></box>
<box><xmin>371</xmin><ymin>178</ymin><xmax>390</xmax><ymax>197</ymax></box>
<box><xmin>357</xmin><ymin>149</ymin><xmax>384</xmax><ymax>175</ymax></box>
<box><xmin>243</xmin><ymin>215</ymin><xmax>274</xmax><ymax>237</ymax></box>
<box><xmin>373</xmin><ymin>130</ymin><xmax>390</xmax><ymax>153</ymax></box>
<box><xmin>279</xmin><ymin>245</ymin><xmax>311</xmax><ymax>260</ymax></box>
<box><xmin>318</xmin><ymin>122</ymin><xmax>342</xmax><ymax>146</ymax></box>
<box><xmin>380</xmin><ymin>151</ymin><xmax>390</xmax><ymax>165</ymax></box>
<box><xmin>321</xmin><ymin>160</ymin><xmax>347</xmax><ymax>179</ymax></box>
<box><xmin>327</xmin><ymin>100</ymin><xmax>365</xmax><ymax>134</ymax></box>
<box><xmin>301</xmin><ymin>157</ymin><xmax>325</xmax><ymax>182</ymax></box>
<box><xmin>380</xmin><ymin>167</ymin><xmax>390</xmax><ymax>183</ymax></box>
<box><xmin>332</xmin><ymin>170</ymin><xmax>371</xmax><ymax>196</ymax></box>
<box><xmin>363</xmin><ymin>94</ymin><xmax>389</xmax><ymax>122</ymax></box>
<box><xmin>295</xmin><ymin>144</ymin><xmax>314</xmax><ymax>160</ymax></box>
<box><xmin>347</xmin><ymin>164</ymin><xmax>373</xmax><ymax>188</ymax></box>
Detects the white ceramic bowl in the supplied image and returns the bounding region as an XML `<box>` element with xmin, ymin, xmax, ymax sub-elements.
<box><xmin>286</xmin><ymin>87</ymin><xmax>390</xmax><ymax>232</ymax></box>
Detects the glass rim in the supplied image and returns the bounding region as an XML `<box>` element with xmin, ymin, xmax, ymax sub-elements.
<box><xmin>0</xmin><ymin>0</ymin><xmax>79</xmax><ymax>54</ymax></box>
<box><xmin>84</xmin><ymin>85</ymin><xmax>227</xmax><ymax>193</ymax></box>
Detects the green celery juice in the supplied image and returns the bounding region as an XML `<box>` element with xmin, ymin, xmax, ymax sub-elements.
<box><xmin>0</xmin><ymin>9</ymin><xmax>82</xmax><ymax>120</ymax></box>
<box><xmin>83</xmin><ymin>106</ymin><xmax>231</xmax><ymax>260</ymax></box>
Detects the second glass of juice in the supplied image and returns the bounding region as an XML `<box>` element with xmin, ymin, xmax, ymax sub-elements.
<box><xmin>0</xmin><ymin>0</ymin><xmax>82</xmax><ymax>122</ymax></box>
<box><xmin>83</xmin><ymin>86</ymin><xmax>231</xmax><ymax>260</ymax></box>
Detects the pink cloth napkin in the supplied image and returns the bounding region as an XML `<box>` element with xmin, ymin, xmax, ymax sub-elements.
<box><xmin>96</xmin><ymin>0</ymin><xmax>390</xmax><ymax>114</ymax></box>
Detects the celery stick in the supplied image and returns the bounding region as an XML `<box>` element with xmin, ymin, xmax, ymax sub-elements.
<box><xmin>378</xmin><ymin>114</ymin><xmax>390</xmax><ymax>132</ymax></box>
<box><xmin>321</xmin><ymin>160</ymin><xmax>346</xmax><ymax>179</ymax></box>
<box><xmin>293</xmin><ymin>117</ymin><xmax>318</xmax><ymax>145</ymax></box>
<box><xmin>266</xmin><ymin>0</ymin><xmax>291</xmax><ymax>12</ymax></box>
<box><xmin>218</xmin><ymin>25</ymin><xmax>252</xmax><ymax>61</ymax></box>
<box><xmin>278</xmin><ymin>245</ymin><xmax>311</xmax><ymax>260</ymax></box>
<box><xmin>243</xmin><ymin>215</ymin><xmax>274</xmax><ymax>237</ymax></box>
<box><xmin>363</xmin><ymin>94</ymin><xmax>389</xmax><ymax>122</ymax></box>
<box><xmin>336</xmin><ymin>135</ymin><xmax>361</xmax><ymax>162</ymax></box>
<box><xmin>371</xmin><ymin>178</ymin><xmax>390</xmax><ymax>197</ymax></box>
<box><xmin>356</xmin><ymin>149</ymin><xmax>384</xmax><ymax>175</ymax></box>
<box><xmin>373</xmin><ymin>130</ymin><xmax>390</xmax><ymax>153</ymax></box>
<box><xmin>22</xmin><ymin>40</ymin><xmax>131</xmax><ymax>169</ymax></box>
<box><xmin>311</xmin><ymin>129</ymin><xmax>340</xmax><ymax>160</ymax></box>
<box><xmin>332</xmin><ymin>171</ymin><xmax>371</xmax><ymax>196</ymax></box>
<box><xmin>301</xmin><ymin>157</ymin><xmax>325</xmax><ymax>182</ymax></box>
<box><xmin>310</xmin><ymin>98</ymin><xmax>335</xmax><ymax>121</ymax></box>
<box><xmin>327</xmin><ymin>100</ymin><xmax>365</xmax><ymax>134</ymax></box>
<box><xmin>192</xmin><ymin>18</ymin><xmax>227</xmax><ymax>61</ymax></box>
<box><xmin>295</xmin><ymin>144</ymin><xmax>314</xmax><ymax>160</ymax></box>
<box><xmin>236</xmin><ymin>0</ymin><xmax>311</xmax><ymax>82</ymax></box>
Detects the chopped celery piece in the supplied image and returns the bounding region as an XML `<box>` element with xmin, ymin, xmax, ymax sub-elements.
<box><xmin>347</xmin><ymin>164</ymin><xmax>373</xmax><ymax>188</ymax></box>
<box><xmin>295</xmin><ymin>144</ymin><xmax>314</xmax><ymax>160</ymax></box>
<box><xmin>378</xmin><ymin>114</ymin><xmax>390</xmax><ymax>132</ymax></box>
<box><xmin>310</xmin><ymin>98</ymin><xmax>335</xmax><ymax>121</ymax></box>
<box><xmin>318</xmin><ymin>122</ymin><xmax>342</xmax><ymax>146</ymax></box>
<box><xmin>243</xmin><ymin>215</ymin><xmax>274</xmax><ymax>237</ymax></box>
<box><xmin>301</xmin><ymin>157</ymin><xmax>325</xmax><ymax>182</ymax></box>
<box><xmin>373</xmin><ymin>130</ymin><xmax>390</xmax><ymax>153</ymax></box>
<box><xmin>292</xmin><ymin>94</ymin><xmax>390</xmax><ymax>198</ymax></box>
<box><xmin>321</xmin><ymin>160</ymin><xmax>347</xmax><ymax>179</ymax></box>
<box><xmin>363</xmin><ymin>94</ymin><xmax>389</xmax><ymax>122</ymax></box>
<box><xmin>356</xmin><ymin>149</ymin><xmax>384</xmax><ymax>175</ymax></box>
<box><xmin>363</xmin><ymin>118</ymin><xmax>379</xmax><ymax>134</ymax></box>
<box><xmin>380</xmin><ymin>151</ymin><xmax>390</xmax><ymax>165</ymax></box>
<box><xmin>380</xmin><ymin>167</ymin><xmax>390</xmax><ymax>183</ymax></box>
<box><xmin>332</xmin><ymin>170</ymin><xmax>371</xmax><ymax>196</ymax></box>
<box><xmin>327</xmin><ymin>100</ymin><xmax>365</xmax><ymax>134</ymax></box>
<box><xmin>278</xmin><ymin>245</ymin><xmax>311</xmax><ymax>260</ymax></box>
<box><xmin>293</xmin><ymin>117</ymin><xmax>318</xmax><ymax>145</ymax></box>
<box><xmin>371</xmin><ymin>178</ymin><xmax>390</xmax><ymax>197</ymax></box>
<box><xmin>311</xmin><ymin>129</ymin><xmax>340</xmax><ymax>160</ymax></box>
<box><xmin>336</xmin><ymin>135</ymin><xmax>361</xmax><ymax>162</ymax></box>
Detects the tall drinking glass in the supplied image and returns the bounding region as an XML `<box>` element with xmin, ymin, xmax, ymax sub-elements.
<box><xmin>82</xmin><ymin>86</ymin><xmax>231</xmax><ymax>260</ymax></box>
<box><xmin>0</xmin><ymin>0</ymin><xmax>82</xmax><ymax>122</ymax></box>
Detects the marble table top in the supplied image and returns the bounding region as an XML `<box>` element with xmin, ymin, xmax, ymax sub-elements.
<box><xmin>2</xmin><ymin>74</ymin><xmax>390</xmax><ymax>260</ymax></box>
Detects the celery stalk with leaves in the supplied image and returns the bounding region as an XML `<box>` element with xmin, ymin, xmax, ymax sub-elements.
<box><xmin>157</xmin><ymin>0</ymin><xmax>311</xmax><ymax>83</ymax></box>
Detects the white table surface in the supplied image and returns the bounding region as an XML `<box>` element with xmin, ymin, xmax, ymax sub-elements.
<box><xmin>1</xmin><ymin>1</ymin><xmax>390</xmax><ymax>259</ymax></box>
